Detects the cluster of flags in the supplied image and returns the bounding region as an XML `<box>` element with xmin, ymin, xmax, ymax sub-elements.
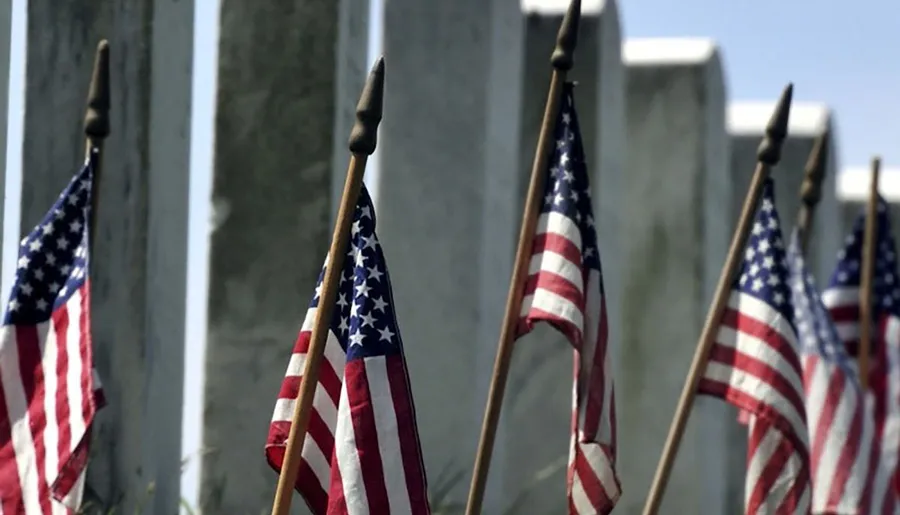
<box><xmin>264</xmin><ymin>82</ymin><xmax>621</xmax><ymax>514</ymax></box>
<box><xmin>0</xmin><ymin>41</ymin><xmax>896</xmax><ymax>515</ymax></box>
<box><xmin>694</xmin><ymin>176</ymin><xmax>900</xmax><ymax>514</ymax></box>
<box><xmin>3</xmin><ymin>82</ymin><xmax>900</xmax><ymax>515</ymax></box>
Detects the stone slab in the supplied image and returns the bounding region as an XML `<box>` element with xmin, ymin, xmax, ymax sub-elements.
<box><xmin>837</xmin><ymin>165</ymin><xmax>900</xmax><ymax>238</ymax></box>
<box><xmin>197</xmin><ymin>0</ymin><xmax>369</xmax><ymax>513</ymax></box>
<box><xmin>728</xmin><ymin>103</ymin><xmax>840</xmax><ymax>283</ymax></box>
<box><xmin>616</xmin><ymin>37</ymin><xmax>731</xmax><ymax>514</ymax></box>
<box><xmin>378</xmin><ymin>0</ymin><xmax>525</xmax><ymax>511</ymax></box>
<box><xmin>19</xmin><ymin>1</ymin><xmax>194</xmax><ymax>513</ymax></box>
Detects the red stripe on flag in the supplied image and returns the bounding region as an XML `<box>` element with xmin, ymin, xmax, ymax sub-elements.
<box><xmin>53</xmin><ymin>307</ymin><xmax>74</xmax><ymax>484</ymax></box>
<box><xmin>385</xmin><ymin>356</ymin><xmax>429</xmax><ymax>514</ymax></box>
<box><xmin>344</xmin><ymin>361</ymin><xmax>390</xmax><ymax>511</ymax></box>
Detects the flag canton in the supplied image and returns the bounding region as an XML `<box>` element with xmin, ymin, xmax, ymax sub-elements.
<box><xmin>309</xmin><ymin>185</ymin><xmax>402</xmax><ymax>361</ymax></box>
<box><xmin>736</xmin><ymin>179</ymin><xmax>795</xmax><ymax>324</ymax></box>
<box><xmin>788</xmin><ymin>232</ymin><xmax>856</xmax><ymax>372</ymax></box>
<box><xmin>5</xmin><ymin>150</ymin><xmax>95</xmax><ymax>326</ymax></box>
<box><xmin>540</xmin><ymin>82</ymin><xmax>601</xmax><ymax>272</ymax></box>
<box><xmin>828</xmin><ymin>198</ymin><xmax>900</xmax><ymax>317</ymax></box>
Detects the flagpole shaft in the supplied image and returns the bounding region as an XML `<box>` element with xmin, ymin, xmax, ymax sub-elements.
<box><xmin>858</xmin><ymin>156</ymin><xmax>881</xmax><ymax>392</ymax></box>
<box><xmin>640</xmin><ymin>161</ymin><xmax>772</xmax><ymax>515</ymax></box>
<box><xmin>270</xmin><ymin>56</ymin><xmax>383</xmax><ymax>515</ymax></box>
<box><xmin>796</xmin><ymin>205</ymin><xmax>814</xmax><ymax>255</ymax></box>
<box><xmin>85</xmin><ymin>140</ymin><xmax>104</xmax><ymax>243</ymax></box>
<box><xmin>465</xmin><ymin>70</ymin><xmax>565</xmax><ymax>515</ymax></box>
<box><xmin>83</xmin><ymin>39</ymin><xmax>110</xmax><ymax>254</ymax></box>
<box><xmin>270</xmin><ymin>153</ymin><xmax>368</xmax><ymax>515</ymax></box>
<box><xmin>796</xmin><ymin>130</ymin><xmax>829</xmax><ymax>256</ymax></box>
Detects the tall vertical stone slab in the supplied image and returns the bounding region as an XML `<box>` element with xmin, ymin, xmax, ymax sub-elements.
<box><xmin>0</xmin><ymin>0</ymin><xmax>10</xmax><ymax>267</ymax></box>
<box><xmin>723</xmin><ymin>102</ymin><xmax>840</xmax><ymax>511</ymax></box>
<box><xmin>500</xmin><ymin>1</ymin><xmax>625</xmax><ymax>513</ymax></box>
<box><xmin>378</xmin><ymin>0</ymin><xmax>524</xmax><ymax>511</ymax></box>
<box><xmin>198</xmin><ymin>0</ymin><xmax>369</xmax><ymax>513</ymax></box>
<box><xmin>728</xmin><ymin>103</ymin><xmax>840</xmax><ymax>283</ymax></box>
<box><xmin>616</xmin><ymin>38</ymin><xmax>730</xmax><ymax>514</ymax></box>
<box><xmin>20</xmin><ymin>1</ymin><xmax>193</xmax><ymax>513</ymax></box>
<box><xmin>837</xmin><ymin>166</ymin><xmax>900</xmax><ymax>237</ymax></box>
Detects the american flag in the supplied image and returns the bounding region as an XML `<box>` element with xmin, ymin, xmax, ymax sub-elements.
<box><xmin>0</xmin><ymin>148</ymin><xmax>105</xmax><ymax>514</ymax></box>
<box><xmin>698</xmin><ymin>178</ymin><xmax>811</xmax><ymax>514</ymax></box>
<box><xmin>266</xmin><ymin>184</ymin><xmax>430</xmax><ymax>514</ymax></box>
<box><xmin>822</xmin><ymin>198</ymin><xmax>900</xmax><ymax>513</ymax></box>
<box><xmin>516</xmin><ymin>82</ymin><xmax>619</xmax><ymax>514</ymax></box>
<box><xmin>787</xmin><ymin>230</ymin><xmax>871</xmax><ymax>513</ymax></box>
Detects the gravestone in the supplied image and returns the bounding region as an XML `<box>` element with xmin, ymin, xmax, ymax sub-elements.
<box><xmin>19</xmin><ymin>1</ymin><xmax>194</xmax><ymax>513</ymax></box>
<box><xmin>0</xmin><ymin>0</ymin><xmax>9</xmax><ymax>266</ymax></box>
<box><xmin>378</xmin><ymin>0</ymin><xmax>525</xmax><ymax>511</ymax></box>
<box><xmin>723</xmin><ymin>101</ymin><xmax>841</xmax><ymax>511</ymax></box>
<box><xmin>502</xmin><ymin>1</ymin><xmax>625</xmax><ymax>513</ymax></box>
<box><xmin>837</xmin><ymin>165</ymin><xmax>900</xmax><ymax>237</ymax></box>
<box><xmin>728</xmin><ymin>102</ymin><xmax>840</xmax><ymax>283</ymax></box>
<box><xmin>197</xmin><ymin>0</ymin><xmax>370</xmax><ymax>513</ymax></box>
<box><xmin>616</xmin><ymin>37</ymin><xmax>730</xmax><ymax>514</ymax></box>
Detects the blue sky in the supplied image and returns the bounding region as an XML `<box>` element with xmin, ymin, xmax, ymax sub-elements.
<box><xmin>1</xmin><ymin>0</ymin><xmax>897</xmax><ymax>511</ymax></box>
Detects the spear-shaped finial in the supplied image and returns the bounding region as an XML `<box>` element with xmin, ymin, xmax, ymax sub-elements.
<box><xmin>348</xmin><ymin>56</ymin><xmax>385</xmax><ymax>156</ymax></box>
<box><xmin>550</xmin><ymin>0</ymin><xmax>581</xmax><ymax>71</ymax></box>
<box><xmin>800</xmin><ymin>124</ymin><xmax>830</xmax><ymax>206</ymax></box>
<box><xmin>84</xmin><ymin>40</ymin><xmax>110</xmax><ymax>140</ymax></box>
<box><xmin>756</xmin><ymin>83</ymin><xmax>793</xmax><ymax>165</ymax></box>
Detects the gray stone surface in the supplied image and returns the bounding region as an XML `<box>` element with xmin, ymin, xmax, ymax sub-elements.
<box><xmin>723</xmin><ymin>102</ymin><xmax>841</xmax><ymax>511</ymax></box>
<box><xmin>836</xmin><ymin>166</ymin><xmax>900</xmax><ymax>239</ymax></box>
<box><xmin>616</xmin><ymin>37</ymin><xmax>730</xmax><ymax>514</ymax></box>
<box><xmin>198</xmin><ymin>0</ymin><xmax>369</xmax><ymax>513</ymax></box>
<box><xmin>0</xmin><ymin>0</ymin><xmax>9</xmax><ymax>266</ymax></box>
<box><xmin>20</xmin><ymin>1</ymin><xmax>193</xmax><ymax>513</ymax></box>
<box><xmin>501</xmin><ymin>2</ymin><xmax>624</xmax><ymax>513</ymax></box>
<box><xmin>727</xmin><ymin>103</ymin><xmax>840</xmax><ymax>284</ymax></box>
<box><xmin>378</xmin><ymin>0</ymin><xmax>524</xmax><ymax>511</ymax></box>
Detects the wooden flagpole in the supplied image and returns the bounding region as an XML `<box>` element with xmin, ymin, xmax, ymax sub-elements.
<box><xmin>270</xmin><ymin>56</ymin><xmax>385</xmax><ymax>515</ymax></box>
<box><xmin>858</xmin><ymin>155</ymin><xmax>881</xmax><ymax>392</ymax></box>
<box><xmin>640</xmin><ymin>84</ymin><xmax>795</xmax><ymax>515</ymax></box>
<box><xmin>795</xmin><ymin>126</ymin><xmax>829</xmax><ymax>255</ymax></box>
<box><xmin>83</xmin><ymin>40</ymin><xmax>110</xmax><ymax>247</ymax></box>
<box><xmin>464</xmin><ymin>1</ymin><xmax>581</xmax><ymax>513</ymax></box>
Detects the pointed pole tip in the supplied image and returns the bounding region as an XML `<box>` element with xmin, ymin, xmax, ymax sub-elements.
<box><xmin>800</xmin><ymin>128</ymin><xmax>830</xmax><ymax>206</ymax></box>
<box><xmin>84</xmin><ymin>39</ymin><xmax>111</xmax><ymax>140</ymax></box>
<box><xmin>755</xmin><ymin>82</ymin><xmax>794</xmax><ymax>166</ymax></box>
<box><xmin>550</xmin><ymin>0</ymin><xmax>582</xmax><ymax>71</ymax></box>
<box><xmin>348</xmin><ymin>57</ymin><xmax>386</xmax><ymax>155</ymax></box>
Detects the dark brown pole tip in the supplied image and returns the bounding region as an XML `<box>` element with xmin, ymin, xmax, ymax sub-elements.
<box><xmin>800</xmin><ymin>125</ymin><xmax>830</xmax><ymax>205</ymax></box>
<box><xmin>348</xmin><ymin>56</ymin><xmax>385</xmax><ymax>156</ymax></box>
<box><xmin>756</xmin><ymin>83</ymin><xmax>793</xmax><ymax>165</ymax></box>
<box><xmin>84</xmin><ymin>40</ymin><xmax>110</xmax><ymax>140</ymax></box>
<box><xmin>550</xmin><ymin>0</ymin><xmax>581</xmax><ymax>71</ymax></box>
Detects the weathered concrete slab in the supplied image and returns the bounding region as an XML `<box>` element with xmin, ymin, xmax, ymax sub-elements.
<box><xmin>728</xmin><ymin>103</ymin><xmax>840</xmax><ymax>283</ymax></box>
<box><xmin>616</xmin><ymin>37</ymin><xmax>730</xmax><ymax>514</ymax></box>
<box><xmin>837</xmin><ymin>165</ymin><xmax>900</xmax><ymax>237</ymax></box>
<box><xmin>501</xmin><ymin>1</ymin><xmax>625</xmax><ymax>513</ymax></box>
<box><xmin>19</xmin><ymin>2</ymin><xmax>193</xmax><ymax>513</ymax></box>
<box><xmin>197</xmin><ymin>0</ymin><xmax>369</xmax><ymax>513</ymax></box>
<box><xmin>0</xmin><ymin>0</ymin><xmax>10</xmax><ymax>269</ymax></box>
<box><xmin>378</xmin><ymin>0</ymin><xmax>525</xmax><ymax>511</ymax></box>
<box><xmin>723</xmin><ymin>101</ymin><xmax>841</xmax><ymax>511</ymax></box>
